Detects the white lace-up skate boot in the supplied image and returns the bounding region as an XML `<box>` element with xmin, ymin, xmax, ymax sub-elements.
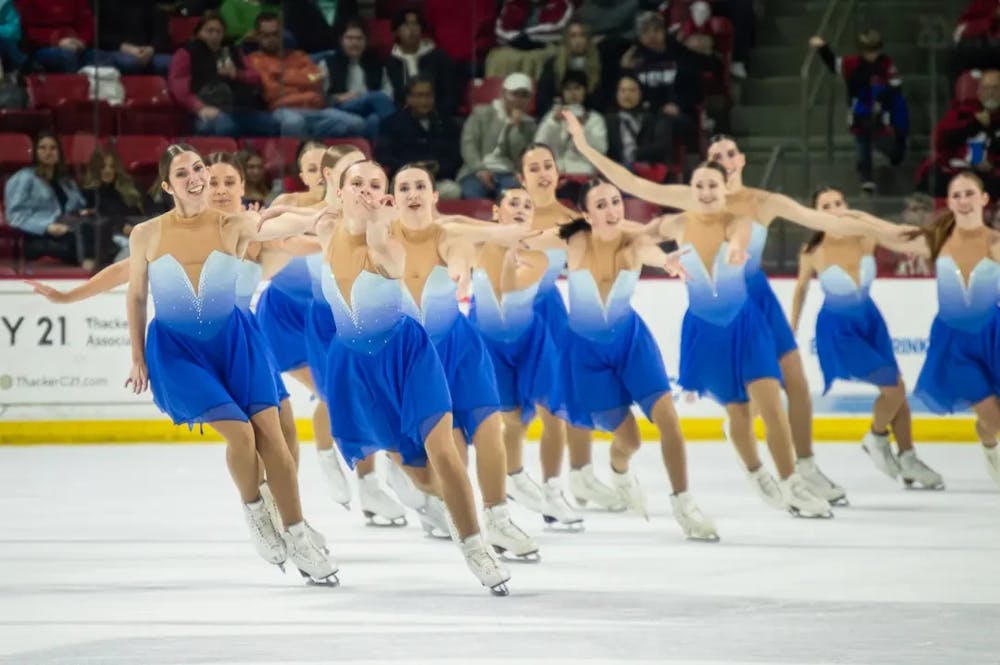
<box><xmin>611</xmin><ymin>467</ymin><xmax>648</xmax><ymax>519</ymax></box>
<box><xmin>862</xmin><ymin>430</ymin><xmax>901</xmax><ymax>479</ymax></box>
<box><xmin>259</xmin><ymin>482</ymin><xmax>329</xmax><ymax>553</ymax></box>
<box><xmin>983</xmin><ymin>445</ymin><xmax>1000</xmax><ymax>488</ymax></box>
<box><xmin>898</xmin><ymin>450</ymin><xmax>944</xmax><ymax>489</ymax></box>
<box><xmin>385</xmin><ymin>459</ymin><xmax>427</xmax><ymax>511</ymax></box>
<box><xmin>483</xmin><ymin>503</ymin><xmax>539</xmax><ymax>561</ymax></box>
<box><xmin>243</xmin><ymin>498</ymin><xmax>287</xmax><ymax>568</ymax></box>
<box><xmin>781</xmin><ymin>473</ymin><xmax>833</xmax><ymax>518</ymax></box>
<box><xmin>316</xmin><ymin>447</ymin><xmax>352</xmax><ymax>508</ymax></box>
<box><xmin>459</xmin><ymin>533</ymin><xmax>511</xmax><ymax>595</ymax></box>
<box><xmin>669</xmin><ymin>492</ymin><xmax>719</xmax><ymax>541</ymax></box>
<box><xmin>418</xmin><ymin>495</ymin><xmax>452</xmax><ymax>539</ymax></box>
<box><xmin>284</xmin><ymin>522</ymin><xmax>338</xmax><ymax>586</ymax></box>
<box><xmin>359</xmin><ymin>473</ymin><xmax>407</xmax><ymax>526</ymax></box>
<box><xmin>569</xmin><ymin>464</ymin><xmax>627</xmax><ymax>510</ymax></box>
<box><xmin>796</xmin><ymin>457</ymin><xmax>848</xmax><ymax>505</ymax></box>
<box><xmin>506</xmin><ymin>469</ymin><xmax>545</xmax><ymax>513</ymax></box>
<box><xmin>746</xmin><ymin>466</ymin><xmax>785</xmax><ymax>510</ymax></box>
<box><xmin>541</xmin><ymin>478</ymin><xmax>584</xmax><ymax>530</ymax></box>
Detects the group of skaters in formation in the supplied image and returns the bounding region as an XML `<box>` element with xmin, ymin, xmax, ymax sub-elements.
<box><xmin>28</xmin><ymin>110</ymin><xmax>1000</xmax><ymax>595</ymax></box>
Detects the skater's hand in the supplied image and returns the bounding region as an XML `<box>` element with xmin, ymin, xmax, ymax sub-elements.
<box><xmin>809</xmin><ymin>35</ymin><xmax>825</xmax><ymax>48</ymax></box>
<box><xmin>24</xmin><ymin>279</ymin><xmax>72</xmax><ymax>304</ymax></box>
<box><xmin>662</xmin><ymin>247</ymin><xmax>690</xmax><ymax>281</ymax></box>
<box><xmin>125</xmin><ymin>361</ymin><xmax>149</xmax><ymax>395</ymax></box>
<box><xmin>561</xmin><ymin>109</ymin><xmax>586</xmax><ymax>142</ymax></box>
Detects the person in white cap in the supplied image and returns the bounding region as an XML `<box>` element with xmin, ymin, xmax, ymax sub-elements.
<box><xmin>458</xmin><ymin>72</ymin><xmax>538</xmax><ymax>199</ymax></box>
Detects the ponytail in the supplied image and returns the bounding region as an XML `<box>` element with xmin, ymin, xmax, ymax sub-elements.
<box><xmin>904</xmin><ymin>211</ymin><xmax>956</xmax><ymax>262</ymax></box>
<box><xmin>803</xmin><ymin>231</ymin><xmax>825</xmax><ymax>254</ymax></box>
<box><xmin>559</xmin><ymin>217</ymin><xmax>591</xmax><ymax>240</ymax></box>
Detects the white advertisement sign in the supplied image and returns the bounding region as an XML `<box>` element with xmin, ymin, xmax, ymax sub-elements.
<box><xmin>0</xmin><ymin>278</ymin><xmax>937</xmax><ymax>421</ymax></box>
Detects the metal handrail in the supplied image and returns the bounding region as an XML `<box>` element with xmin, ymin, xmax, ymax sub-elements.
<box><xmin>799</xmin><ymin>0</ymin><xmax>857</xmax><ymax>195</ymax></box>
<box><xmin>758</xmin><ymin>143</ymin><xmax>788</xmax><ymax>191</ymax></box>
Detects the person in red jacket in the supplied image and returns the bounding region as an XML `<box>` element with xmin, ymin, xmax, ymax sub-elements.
<box><xmin>950</xmin><ymin>1</ymin><xmax>1000</xmax><ymax>87</ymax></box>
<box><xmin>424</xmin><ymin>0</ymin><xmax>496</xmax><ymax>73</ymax></box>
<box><xmin>495</xmin><ymin>0</ymin><xmax>573</xmax><ymax>50</ymax></box>
<box><xmin>14</xmin><ymin>0</ymin><xmax>93</xmax><ymax>72</ymax></box>
<box><xmin>923</xmin><ymin>69</ymin><xmax>1000</xmax><ymax>198</ymax></box>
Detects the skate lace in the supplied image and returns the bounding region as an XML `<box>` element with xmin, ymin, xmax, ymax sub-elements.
<box><xmin>467</xmin><ymin>544</ymin><xmax>499</xmax><ymax>573</ymax></box>
<box><xmin>493</xmin><ymin>511</ymin><xmax>529</xmax><ymax>540</ymax></box>
<box><xmin>248</xmin><ymin>505</ymin><xmax>282</xmax><ymax>547</ymax></box>
<box><xmin>289</xmin><ymin>530</ymin><xmax>326</xmax><ymax>565</ymax></box>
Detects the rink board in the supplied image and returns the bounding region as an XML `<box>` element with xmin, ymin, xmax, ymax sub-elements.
<box><xmin>0</xmin><ymin>277</ymin><xmax>974</xmax><ymax>443</ymax></box>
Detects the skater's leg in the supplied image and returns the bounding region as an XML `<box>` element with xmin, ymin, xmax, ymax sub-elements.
<box><xmin>356</xmin><ymin>454</ymin><xmax>376</xmax><ymax>477</ymax></box>
<box><xmin>747</xmin><ymin>377</ymin><xmax>796</xmax><ymax>479</ymax></box>
<box><xmin>972</xmin><ymin>396</ymin><xmax>1000</xmax><ymax>448</ymax></box>
<box><xmin>649</xmin><ymin>393</ymin><xmax>688</xmax><ymax>494</ymax></box>
<box><xmin>873</xmin><ymin>378</ymin><xmax>907</xmax><ymax>438</ymax></box>
<box><xmin>287</xmin><ymin>366</ymin><xmax>335</xmax><ymax>454</ymax></box>
<box><xmin>210</xmin><ymin>419</ymin><xmax>260</xmax><ymax>503</ymax></box>
<box><xmin>609</xmin><ymin>412</ymin><xmax>641</xmax><ymax>473</ymax></box>
<box><xmin>890</xmin><ymin>393</ymin><xmax>915</xmax><ymax>452</ymax></box>
<box><xmin>249</xmin><ymin>406</ymin><xmax>304</xmax><ymax>527</ymax></box>
<box><xmin>567</xmin><ymin>423</ymin><xmax>592</xmax><ymax>469</ymax></box>
<box><xmin>539</xmin><ymin>406</ymin><xmax>568</xmax><ymax>480</ymax></box>
<box><xmin>471</xmin><ymin>412</ymin><xmax>507</xmax><ymax>507</ymax></box>
<box><xmin>452</xmin><ymin>429</ymin><xmax>471</xmax><ymax>467</ymax></box>
<box><xmin>277</xmin><ymin>397</ymin><xmax>300</xmax><ymax>467</ymax></box>
<box><xmin>724</xmin><ymin>402</ymin><xmax>762</xmax><ymax>471</ymax></box>
<box><xmin>501</xmin><ymin>410</ymin><xmax>526</xmax><ymax>474</ymax></box>
<box><xmin>424</xmin><ymin>413</ymin><xmax>480</xmax><ymax>539</ymax></box>
<box><xmin>779</xmin><ymin>351</ymin><xmax>815</xmax><ymax>460</ymax></box>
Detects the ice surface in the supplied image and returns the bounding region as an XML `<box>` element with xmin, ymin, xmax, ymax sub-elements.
<box><xmin>0</xmin><ymin>441</ymin><xmax>997</xmax><ymax>664</ymax></box>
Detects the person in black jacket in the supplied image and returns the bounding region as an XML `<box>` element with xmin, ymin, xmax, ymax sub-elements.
<box><xmin>323</xmin><ymin>18</ymin><xmax>396</xmax><ymax>138</ymax></box>
<box><xmin>376</xmin><ymin>75</ymin><xmax>462</xmax><ymax>199</ymax></box>
<box><xmin>90</xmin><ymin>1</ymin><xmax>172</xmax><ymax>74</ymax></box>
<box><xmin>535</xmin><ymin>19</ymin><xmax>603</xmax><ymax>117</ymax></box>
<box><xmin>81</xmin><ymin>147</ymin><xmax>147</xmax><ymax>261</ymax></box>
<box><xmin>385</xmin><ymin>8</ymin><xmax>459</xmax><ymax>117</ymax></box>
<box><xmin>280</xmin><ymin>0</ymin><xmax>358</xmax><ymax>59</ymax></box>
<box><xmin>604</xmin><ymin>73</ymin><xmax>674</xmax><ymax>174</ymax></box>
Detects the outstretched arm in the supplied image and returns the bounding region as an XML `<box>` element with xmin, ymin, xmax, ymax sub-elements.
<box><xmin>125</xmin><ymin>224</ymin><xmax>152</xmax><ymax>395</ymax></box>
<box><xmin>26</xmin><ymin>259</ymin><xmax>130</xmax><ymax>303</ymax></box>
<box><xmin>255</xmin><ymin>205</ymin><xmax>325</xmax><ymax>240</ymax></box>
<box><xmin>562</xmin><ymin>110</ymin><xmax>693</xmax><ymax>210</ymax></box>
<box><xmin>759</xmin><ymin>192</ymin><xmax>907</xmax><ymax>245</ymax></box>
<box><xmin>790</xmin><ymin>247</ymin><xmax>815</xmax><ymax>333</ymax></box>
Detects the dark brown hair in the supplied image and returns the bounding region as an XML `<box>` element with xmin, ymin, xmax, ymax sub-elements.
<box><xmin>338</xmin><ymin>158</ymin><xmax>386</xmax><ymax>188</ymax></box>
<box><xmin>392</xmin><ymin>163</ymin><xmax>437</xmax><ymax>192</ymax></box>
<box><xmin>32</xmin><ymin>131</ymin><xmax>66</xmax><ymax>180</ymax></box>
<box><xmin>903</xmin><ymin>171</ymin><xmax>985</xmax><ymax>261</ymax></box>
<box><xmin>516</xmin><ymin>142</ymin><xmax>558</xmax><ymax>176</ymax></box>
<box><xmin>804</xmin><ymin>186</ymin><xmax>843</xmax><ymax>254</ymax></box>
<box><xmin>205</xmin><ymin>151</ymin><xmax>245</xmax><ymax>182</ymax></box>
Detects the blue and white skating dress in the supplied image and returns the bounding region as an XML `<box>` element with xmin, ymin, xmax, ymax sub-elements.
<box><xmin>469</xmin><ymin>252</ymin><xmax>561</xmax><ymax>423</ymax></box>
<box><xmin>254</xmin><ymin>255</ymin><xmax>314</xmax><ymax>372</ymax></box>
<box><xmin>236</xmin><ymin>258</ymin><xmax>290</xmax><ymax>402</ymax></box>
<box><xmin>304</xmin><ymin>252</ymin><xmax>336</xmax><ymax>401</ymax></box>
<box><xmin>145</xmin><ymin>209</ymin><xmax>280</xmax><ymax>426</ymax></box>
<box><xmin>402</xmin><ymin>259</ymin><xmax>502</xmax><ymax>443</ymax></box>
<box><xmin>814</xmin><ymin>255</ymin><xmax>899</xmax><ymax>393</ymax></box>
<box><xmin>320</xmin><ymin>229</ymin><xmax>452</xmax><ymax>467</ymax></box>
<box><xmin>677</xmin><ymin>227</ymin><xmax>782</xmax><ymax>405</ymax></box>
<box><xmin>534</xmin><ymin>248</ymin><xmax>570</xmax><ymax>343</ymax></box>
<box><xmin>915</xmin><ymin>255</ymin><xmax>1000</xmax><ymax>413</ymax></box>
<box><xmin>558</xmin><ymin>239</ymin><xmax>670</xmax><ymax>431</ymax></box>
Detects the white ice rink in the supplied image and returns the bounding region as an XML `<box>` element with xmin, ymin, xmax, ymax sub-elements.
<box><xmin>0</xmin><ymin>441</ymin><xmax>998</xmax><ymax>665</ymax></box>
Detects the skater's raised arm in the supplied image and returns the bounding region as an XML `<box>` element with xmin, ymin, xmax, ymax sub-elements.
<box><xmin>562</xmin><ymin>110</ymin><xmax>693</xmax><ymax>210</ymax></box>
<box><xmin>790</xmin><ymin>243</ymin><xmax>818</xmax><ymax>333</ymax></box>
<box><xmin>26</xmin><ymin>258</ymin><xmax>130</xmax><ymax>304</ymax></box>
<box><xmin>758</xmin><ymin>191</ymin><xmax>905</xmax><ymax>244</ymax></box>
<box><xmin>125</xmin><ymin>222</ymin><xmax>154</xmax><ymax>395</ymax></box>
<box><xmin>255</xmin><ymin>205</ymin><xmax>327</xmax><ymax>240</ymax></box>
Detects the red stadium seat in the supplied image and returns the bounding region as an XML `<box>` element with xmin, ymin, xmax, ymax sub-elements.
<box><xmin>121</xmin><ymin>76</ymin><xmax>173</xmax><ymax>107</ymax></box>
<box><xmin>169</xmin><ymin>15</ymin><xmax>201</xmax><ymax>50</ymax></box>
<box><xmin>955</xmin><ymin>70</ymin><xmax>980</xmax><ymax>105</ymax></box>
<box><xmin>0</xmin><ymin>109</ymin><xmax>54</xmax><ymax>136</ymax></box>
<box><xmin>59</xmin><ymin>133</ymin><xmax>104</xmax><ymax>169</ymax></box>
<box><xmin>177</xmin><ymin>136</ymin><xmax>239</xmax><ymax>157</ymax></box>
<box><xmin>117</xmin><ymin>107</ymin><xmax>190</xmax><ymax>137</ymax></box>
<box><xmin>240</xmin><ymin>137</ymin><xmax>300</xmax><ymax>176</ymax></box>
<box><xmin>437</xmin><ymin>198</ymin><xmax>495</xmax><ymax>220</ymax></box>
<box><xmin>26</xmin><ymin>74</ymin><xmax>89</xmax><ymax>108</ymax></box>
<box><xmin>53</xmin><ymin>102</ymin><xmax>116</xmax><ymax>136</ymax></box>
<box><xmin>324</xmin><ymin>137</ymin><xmax>372</xmax><ymax>157</ymax></box>
<box><xmin>0</xmin><ymin>133</ymin><xmax>34</xmax><ymax>177</ymax></box>
<box><xmin>375</xmin><ymin>0</ymin><xmax>424</xmax><ymax>19</ymax></box>
<box><xmin>366</xmin><ymin>18</ymin><xmax>394</xmax><ymax>59</ymax></box>
<box><xmin>114</xmin><ymin>135</ymin><xmax>170</xmax><ymax>186</ymax></box>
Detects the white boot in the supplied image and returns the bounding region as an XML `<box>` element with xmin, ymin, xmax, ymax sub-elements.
<box><xmin>983</xmin><ymin>445</ymin><xmax>1000</xmax><ymax>488</ymax></box>
<box><xmin>898</xmin><ymin>450</ymin><xmax>944</xmax><ymax>489</ymax></box>
<box><xmin>506</xmin><ymin>469</ymin><xmax>545</xmax><ymax>513</ymax></box>
<box><xmin>669</xmin><ymin>492</ymin><xmax>718</xmax><ymax>541</ymax></box>
<box><xmin>483</xmin><ymin>504</ymin><xmax>540</xmax><ymax>560</ymax></box>
<box><xmin>418</xmin><ymin>495</ymin><xmax>452</xmax><ymax>539</ymax></box>
<box><xmin>260</xmin><ymin>482</ymin><xmax>328</xmax><ymax>552</ymax></box>
<box><xmin>243</xmin><ymin>498</ymin><xmax>287</xmax><ymax>567</ymax></box>
<box><xmin>385</xmin><ymin>459</ymin><xmax>426</xmax><ymax>511</ymax></box>
<box><xmin>747</xmin><ymin>466</ymin><xmax>785</xmax><ymax>510</ymax></box>
<box><xmin>862</xmin><ymin>430</ymin><xmax>901</xmax><ymax>479</ymax></box>
<box><xmin>569</xmin><ymin>464</ymin><xmax>627</xmax><ymax>511</ymax></box>
<box><xmin>316</xmin><ymin>447</ymin><xmax>352</xmax><ymax>508</ymax></box>
<box><xmin>284</xmin><ymin>521</ymin><xmax>338</xmax><ymax>586</ymax></box>
<box><xmin>541</xmin><ymin>478</ymin><xmax>584</xmax><ymax>530</ymax></box>
<box><xmin>459</xmin><ymin>533</ymin><xmax>511</xmax><ymax>595</ymax></box>
<box><xmin>611</xmin><ymin>467</ymin><xmax>648</xmax><ymax>519</ymax></box>
<box><xmin>781</xmin><ymin>473</ymin><xmax>833</xmax><ymax>518</ymax></box>
<box><xmin>796</xmin><ymin>457</ymin><xmax>848</xmax><ymax>505</ymax></box>
<box><xmin>359</xmin><ymin>473</ymin><xmax>407</xmax><ymax>526</ymax></box>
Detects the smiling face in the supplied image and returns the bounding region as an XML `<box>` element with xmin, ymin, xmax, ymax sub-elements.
<box><xmin>208</xmin><ymin>162</ymin><xmax>244</xmax><ymax>213</ymax></box>
<box><xmin>706</xmin><ymin>138</ymin><xmax>746</xmax><ymax>186</ymax></box>
<box><xmin>947</xmin><ymin>174</ymin><xmax>989</xmax><ymax>227</ymax></box>
<box><xmin>162</xmin><ymin>151</ymin><xmax>208</xmax><ymax>210</ymax></box>
<box><xmin>393</xmin><ymin>167</ymin><xmax>437</xmax><ymax>224</ymax></box>
<box><xmin>338</xmin><ymin>161</ymin><xmax>389</xmax><ymax>218</ymax></box>
<box><xmin>583</xmin><ymin>182</ymin><xmax>625</xmax><ymax>241</ymax></box>
<box><xmin>518</xmin><ymin>146</ymin><xmax>558</xmax><ymax>197</ymax></box>
<box><xmin>298</xmin><ymin>147</ymin><xmax>326</xmax><ymax>193</ymax></box>
<box><xmin>814</xmin><ymin>189</ymin><xmax>847</xmax><ymax>216</ymax></box>
<box><xmin>494</xmin><ymin>188</ymin><xmax>535</xmax><ymax>227</ymax></box>
<box><xmin>690</xmin><ymin>167</ymin><xmax>727</xmax><ymax>211</ymax></box>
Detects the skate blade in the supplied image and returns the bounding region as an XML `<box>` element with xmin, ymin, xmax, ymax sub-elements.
<box><xmin>493</xmin><ymin>545</ymin><xmax>541</xmax><ymax>563</ymax></box>
<box><xmin>488</xmin><ymin>582</ymin><xmax>510</xmax><ymax>597</ymax></box>
<box><xmin>422</xmin><ymin>526</ymin><xmax>452</xmax><ymax>540</ymax></box>
<box><xmin>903</xmin><ymin>479</ymin><xmax>945</xmax><ymax>491</ymax></box>
<box><xmin>573</xmin><ymin>496</ymin><xmax>628</xmax><ymax>512</ymax></box>
<box><xmin>542</xmin><ymin>515</ymin><xmax>585</xmax><ymax>532</ymax></box>
<box><xmin>788</xmin><ymin>506</ymin><xmax>834</xmax><ymax>519</ymax></box>
<box><xmin>829</xmin><ymin>496</ymin><xmax>850</xmax><ymax>507</ymax></box>
<box><xmin>687</xmin><ymin>532</ymin><xmax>720</xmax><ymax>543</ymax></box>
<box><xmin>364</xmin><ymin>511</ymin><xmax>408</xmax><ymax>528</ymax></box>
<box><xmin>299</xmin><ymin>569</ymin><xmax>340</xmax><ymax>587</ymax></box>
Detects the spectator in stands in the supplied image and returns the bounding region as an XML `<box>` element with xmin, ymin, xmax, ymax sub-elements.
<box><xmin>238</xmin><ymin>147</ymin><xmax>276</xmax><ymax>204</ymax></box>
<box><xmin>247</xmin><ymin>11</ymin><xmax>364</xmax><ymax>138</ymax></box>
<box><xmin>535</xmin><ymin>71</ymin><xmax>607</xmax><ymax>177</ymax></box>
<box><xmin>711</xmin><ymin>0</ymin><xmax>754</xmax><ymax>79</ymax></box>
<box><xmin>424</xmin><ymin>0</ymin><xmax>496</xmax><ymax>74</ymax></box>
<box><xmin>81</xmin><ymin>148</ymin><xmax>145</xmax><ymax>261</ymax></box>
<box><xmin>536</xmin><ymin>19</ymin><xmax>603</xmax><ymax>117</ymax></box>
<box><xmin>219</xmin><ymin>0</ymin><xmax>277</xmax><ymax>42</ymax></box>
<box><xmin>322</xmin><ymin>18</ymin><xmax>396</xmax><ymax>139</ymax></box>
<box><xmin>575</xmin><ymin>0</ymin><xmax>641</xmax><ymax>42</ymax></box>
<box><xmin>92</xmin><ymin>3</ymin><xmax>172</xmax><ymax>75</ymax></box>
<box><xmin>281</xmin><ymin>0</ymin><xmax>359</xmax><ymax>60</ymax></box>
<box><xmin>4</xmin><ymin>132</ymin><xmax>97</xmax><ymax>270</ymax></box>
<box><xmin>385</xmin><ymin>9</ymin><xmax>459</xmax><ymax>117</ymax></box>
<box><xmin>923</xmin><ymin>69</ymin><xmax>1000</xmax><ymax>198</ymax></box>
<box><xmin>0</xmin><ymin>0</ymin><xmax>27</xmax><ymax>75</ymax></box>
<box><xmin>15</xmin><ymin>0</ymin><xmax>93</xmax><ymax>73</ymax></box>
<box><xmin>810</xmin><ymin>30</ymin><xmax>909</xmax><ymax>194</ymax></box>
<box><xmin>458</xmin><ymin>72</ymin><xmax>537</xmax><ymax>199</ymax></box>
<box><xmin>168</xmin><ymin>12</ymin><xmax>280</xmax><ymax>136</ymax></box>
<box><xmin>951</xmin><ymin>1</ymin><xmax>1000</xmax><ymax>86</ymax></box>
<box><xmin>495</xmin><ymin>0</ymin><xmax>573</xmax><ymax>50</ymax></box>
<box><xmin>604</xmin><ymin>73</ymin><xmax>674</xmax><ymax>178</ymax></box>
<box><xmin>619</xmin><ymin>12</ymin><xmax>702</xmax><ymax>151</ymax></box>
<box><xmin>377</xmin><ymin>76</ymin><xmax>462</xmax><ymax>200</ymax></box>
<box><xmin>678</xmin><ymin>1</ymin><xmax>717</xmax><ymax>57</ymax></box>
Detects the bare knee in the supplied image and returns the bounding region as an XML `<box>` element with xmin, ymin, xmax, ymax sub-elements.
<box><xmin>747</xmin><ymin>379</ymin><xmax>786</xmax><ymax>423</ymax></box>
<box><xmin>403</xmin><ymin>464</ymin><xmax>436</xmax><ymax>495</ymax></box>
<box><xmin>614</xmin><ymin>414</ymin><xmax>641</xmax><ymax>452</ymax></box>
<box><xmin>473</xmin><ymin>412</ymin><xmax>503</xmax><ymax>444</ymax></box>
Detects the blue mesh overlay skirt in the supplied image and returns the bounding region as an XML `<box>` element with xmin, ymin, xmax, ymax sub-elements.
<box><xmin>480</xmin><ymin>313</ymin><xmax>562</xmax><ymax>424</ymax></box>
<box><xmin>747</xmin><ymin>270</ymin><xmax>797</xmax><ymax>359</ymax></box>
<box><xmin>304</xmin><ymin>298</ymin><xmax>336</xmax><ymax>402</ymax></box>
<box><xmin>815</xmin><ymin>299</ymin><xmax>899</xmax><ymax>393</ymax></box>
<box><xmin>915</xmin><ymin>310</ymin><xmax>1000</xmax><ymax>414</ymax></box>
<box><xmin>254</xmin><ymin>284</ymin><xmax>310</xmax><ymax>372</ymax></box>
<box><xmin>432</xmin><ymin>315</ymin><xmax>501</xmax><ymax>442</ymax></box>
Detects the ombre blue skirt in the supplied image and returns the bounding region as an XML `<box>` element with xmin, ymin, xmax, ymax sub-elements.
<box><xmin>304</xmin><ymin>298</ymin><xmax>336</xmax><ymax>402</ymax></box>
<box><xmin>915</xmin><ymin>310</ymin><xmax>1000</xmax><ymax>414</ymax></box>
<box><xmin>254</xmin><ymin>284</ymin><xmax>310</xmax><ymax>372</ymax></box>
<box><xmin>815</xmin><ymin>298</ymin><xmax>899</xmax><ymax>393</ymax></box>
<box><xmin>479</xmin><ymin>313</ymin><xmax>562</xmax><ymax>424</ymax></box>
<box><xmin>534</xmin><ymin>285</ymin><xmax>570</xmax><ymax>343</ymax></box>
<box><xmin>747</xmin><ymin>269</ymin><xmax>798</xmax><ymax>359</ymax></box>
<box><xmin>432</xmin><ymin>315</ymin><xmax>501</xmax><ymax>442</ymax></box>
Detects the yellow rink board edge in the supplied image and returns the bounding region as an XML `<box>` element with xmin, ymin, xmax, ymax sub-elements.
<box><xmin>0</xmin><ymin>417</ymin><xmax>977</xmax><ymax>444</ymax></box>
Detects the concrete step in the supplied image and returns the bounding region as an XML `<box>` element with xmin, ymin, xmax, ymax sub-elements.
<box><xmin>741</xmin><ymin>73</ymin><xmax>948</xmax><ymax>106</ymax></box>
<box><xmin>731</xmin><ymin>104</ymin><xmax>933</xmax><ymax>137</ymax></box>
<box><xmin>748</xmin><ymin>44</ymin><xmax>937</xmax><ymax>78</ymax></box>
<box><xmin>735</xmin><ymin>134</ymin><xmax>931</xmax><ymax>155</ymax></box>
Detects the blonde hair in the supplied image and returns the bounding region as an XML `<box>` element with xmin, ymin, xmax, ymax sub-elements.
<box><xmin>82</xmin><ymin>147</ymin><xmax>143</xmax><ymax>211</ymax></box>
